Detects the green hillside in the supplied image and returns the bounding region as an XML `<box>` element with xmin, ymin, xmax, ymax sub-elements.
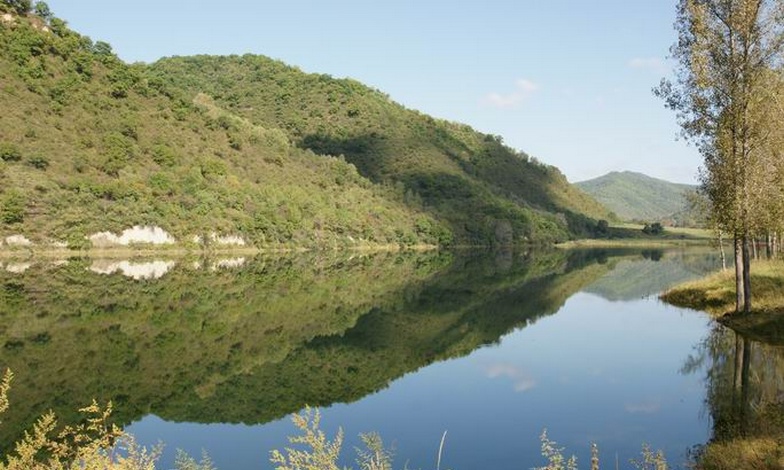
<box><xmin>0</xmin><ymin>4</ymin><xmax>610</xmax><ymax>247</ymax></box>
<box><xmin>149</xmin><ymin>55</ymin><xmax>611</xmax><ymax>244</ymax></box>
<box><xmin>576</xmin><ymin>171</ymin><xmax>698</xmax><ymax>224</ymax></box>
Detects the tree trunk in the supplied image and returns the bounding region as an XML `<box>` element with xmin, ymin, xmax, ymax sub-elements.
<box><xmin>765</xmin><ymin>232</ymin><xmax>773</xmax><ymax>259</ymax></box>
<box><xmin>742</xmin><ymin>234</ymin><xmax>752</xmax><ymax>314</ymax></box>
<box><xmin>735</xmin><ymin>236</ymin><xmax>745</xmax><ymax>313</ymax></box>
<box><xmin>739</xmin><ymin>337</ymin><xmax>752</xmax><ymax>437</ymax></box>
<box><xmin>719</xmin><ymin>231</ymin><xmax>727</xmax><ymax>270</ymax></box>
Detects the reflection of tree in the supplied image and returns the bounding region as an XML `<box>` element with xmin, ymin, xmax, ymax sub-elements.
<box><xmin>0</xmin><ymin>248</ymin><xmax>713</xmax><ymax>454</ymax></box>
<box><xmin>684</xmin><ymin>326</ymin><xmax>784</xmax><ymax>451</ymax></box>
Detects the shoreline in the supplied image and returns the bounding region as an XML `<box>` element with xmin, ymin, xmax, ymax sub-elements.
<box><xmin>0</xmin><ymin>243</ymin><xmax>440</xmax><ymax>260</ymax></box>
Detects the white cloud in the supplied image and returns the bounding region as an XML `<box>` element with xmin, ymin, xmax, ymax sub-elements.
<box><xmin>628</xmin><ymin>57</ymin><xmax>668</xmax><ymax>74</ymax></box>
<box><xmin>484</xmin><ymin>363</ymin><xmax>537</xmax><ymax>392</ymax></box>
<box><xmin>483</xmin><ymin>78</ymin><xmax>540</xmax><ymax>109</ymax></box>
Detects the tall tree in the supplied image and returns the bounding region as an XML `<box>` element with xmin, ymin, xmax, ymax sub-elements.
<box><xmin>657</xmin><ymin>0</ymin><xmax>784</xmax><ymax>313</ymax></box>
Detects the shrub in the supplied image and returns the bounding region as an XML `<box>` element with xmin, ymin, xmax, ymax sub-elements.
<box><xmin>27</xmin><ymin>155</ymin><xmax>49</xmax><ymax>169</ymax></box>
<box><xmin>0</xmin><ymin>190</ymin><xmax>26</xmax><ymax>224</ymax></box>
<box><xmin>0</xmin><ymin>143</ymin><xmax>22</xmax><ymax>162</ymax></box>
<box><xmin>642</xmin><ymin>222</ymin><xmax>664</xmax><ymax>235</ymax></box>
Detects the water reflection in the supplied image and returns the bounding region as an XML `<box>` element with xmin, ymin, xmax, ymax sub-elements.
<box><xmin>686</xmin><ymin>325</ymin><xmax>784</xmax><ymax>448</ymax></box>
<box><xmin>0</xmin><ymin>248</ymin><xmax>725</xmax><ymax>465</ymax></box>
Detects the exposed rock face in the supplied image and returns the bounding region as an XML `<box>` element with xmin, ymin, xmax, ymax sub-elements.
<box><xmin>88</xmin><ymin>226</ymin><xmax>176</xmax><ymax>247</ymax></box>
<box><xmin>4</xmin><ymin>235</ymin><xmax>33</xmax><ymax>247</ymax></box>
<box><xmin>5</xmin><ymin>262</ymin><xmax>31</xmax><ymax>274</ymax></box>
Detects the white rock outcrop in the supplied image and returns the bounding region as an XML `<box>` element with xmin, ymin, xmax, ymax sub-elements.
<box><xmin>6</xmin><ymin>263</ymin><xmax>31</xmax><ymax>274</ymax></box>
<box><xmin>88</xmin><ymin>226</ymin><xmax>176</xmax><ymax>247</ymax></box>
<box><xmin>5</xmin><ymin>235</ymin><xmax>33</xmax><ymax>247</ymax></box>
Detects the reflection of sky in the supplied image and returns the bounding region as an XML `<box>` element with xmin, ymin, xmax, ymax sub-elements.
<box><xmin>127</xmin><ymin>291</ymin><xmax>712</xmax><ymax>470</ymax></box>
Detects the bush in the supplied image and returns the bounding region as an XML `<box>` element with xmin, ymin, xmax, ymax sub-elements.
<box><xmin>0</xmin><ymin>190</ymin><xmax>26</xmax><ymax>224</ymax></box>
<box><xmin>642</xmin><ymin>222</ymin><xmax>664</xmax><ymax>235</ymax></box>
<box><xmin>0</xmin><ymin>143</ymin><xmax>22</xmax><ymax>162</ymax></box>
<box><xmin>27</xmin><ymin>155</ymin><xmax>49</xmax><ymax>169</ymax></box>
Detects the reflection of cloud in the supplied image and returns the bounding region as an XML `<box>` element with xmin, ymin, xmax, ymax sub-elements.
<box><xmin>625</xmin><ymin>400</ymin><xmax>661</xmax><ymax>414</ymax></box>
<box><xmin>484</xmin><ymin>363</ymin><xmax>537</xmax><ymax>392</ymax></box>
<box><xmin>482</xmin><ymin>79</ymin><xmax>540</xmax><ymax>108</ymax></box>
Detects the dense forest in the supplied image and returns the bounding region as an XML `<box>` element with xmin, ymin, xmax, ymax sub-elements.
<box><xmin>0</xmin><ymin>3</ymin><xmax>610</xmax><ymax>249</ymax></box>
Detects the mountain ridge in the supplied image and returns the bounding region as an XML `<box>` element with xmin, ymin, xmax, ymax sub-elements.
<box><xmin>575</xmin><ymin>171</ymin><xmax>698</xmax><ymax>224</ymax></box>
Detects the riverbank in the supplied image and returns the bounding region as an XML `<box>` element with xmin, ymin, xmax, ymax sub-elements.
<box><xmin>0</xmin><ymin>242</ymin><xmax>439</xmax><ymax>260</ymax></box>
<box><xmin>661</xmin><ymin>259</ymin><xmax>784</xmax><ymax>343</ymax></box>
<box><xmin>557</xmin><ymin>225</ymin><xmax>717</xmax><ymax>249</ymax></box>
<box><xmin>661</xmin><ymin>259</ymin><xmax>784</xmax><ymax>470</ymax></box>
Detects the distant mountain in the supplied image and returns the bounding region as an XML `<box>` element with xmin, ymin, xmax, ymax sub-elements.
<box><xmin>575</xmin><ymin>171</ymin><xmax>698</xmax><ymax>224</ymax></box>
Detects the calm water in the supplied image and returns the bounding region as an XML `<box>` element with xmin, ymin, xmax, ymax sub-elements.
<box><xmin>0</xmin><ymin>248</ymin><xmax>751</xmax><ymax>469</ymax></box>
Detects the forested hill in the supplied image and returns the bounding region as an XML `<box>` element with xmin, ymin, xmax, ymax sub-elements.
<box><xmin>149</xmin><ymin>55</ymin><xmax>611</xmax><ymax>243</ymax></box>
<box><xmin>0</xmin><ymin>5</ymin><xmax>610</xmax><ymax>248</ymax></box>
<box><xmin>576</xmin><ymin>171</ymin><xmax>698</xmax><ymax>224</ymax></box>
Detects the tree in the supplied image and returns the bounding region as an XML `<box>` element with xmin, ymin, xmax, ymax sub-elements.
<box><xmin>33</xmin><ymin>1</ymin><xmax>52</xmax><ymax>23</ymax></box>
<box><xmin>642</xmin><ymin>222</ymin><xmax>664</xmax><ymax>235</ymax></box>
<box><xmin>0</xmin><ymin>0</ymin><xmax>32</xmax><ymax>14</ymax></box>
<box><xmin>656</xmin><ymin>0</ymin><xmax>784</xmax><ymax>314</ymax></box>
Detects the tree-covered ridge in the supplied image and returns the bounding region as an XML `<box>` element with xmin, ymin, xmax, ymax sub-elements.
<box><xmin>148</xmin><ymin>54</ymin><xmax>611</xmax><ymax>244</ymax></box>
<box><xmin>0</xmin><ymin>7</ymin><xmax>448</xmax><ymax>248</ymax></box>
<box><xmin>575</xmin><ymin>171</ymin><xmax>699</xmax><ymax>224</ymax></box>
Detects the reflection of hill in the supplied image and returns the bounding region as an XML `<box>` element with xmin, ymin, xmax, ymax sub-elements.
<box><xmin>188</xmin><ymin>250</ymin><xmax>614</xmax><ymax>424</ymax></box>
<box><xmin>0</xmin><ymin>251</ymin><xmax>448</xmax><ymax>448</ymax></box>
<box><xmin>583</xmin><ymin>249</ymin><xmax>725</xmax><ymax>301</ymax></box>
<box><xmin>0</xmin><ymin>249</ymin><xmax>618</xmax><ymax>448</ymax></box>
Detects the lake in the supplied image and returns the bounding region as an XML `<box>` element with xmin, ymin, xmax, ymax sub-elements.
<box><xmin>0</xmin><ymin>247</ymin><xmax>767</xmax><ymax>469</ymax></box>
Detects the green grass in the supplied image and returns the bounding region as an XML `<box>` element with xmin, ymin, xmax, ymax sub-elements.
<box><xmin>662</xmin><ymin>260</ymin><xmax>784</xmax><ymax>317</ymax></box>
<box><xmin>662</xmin><ymin>260</ymin><xmax>784</xmax><ymax>345</ymax></box>
<box><xmin>558</xmin><ymin>224</ymin><xmax>716</xmax><ymax>249</ymax></box>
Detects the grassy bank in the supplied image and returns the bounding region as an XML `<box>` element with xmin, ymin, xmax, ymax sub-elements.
<box><xmin>558</xmin><ymin>225</ymin><xmax>716</xmax><ymax>249</ymax></box>
<box><xmin>661</xmin><ymin>259</ymin><xmax>784</xmax><ymax>343</ymax></box>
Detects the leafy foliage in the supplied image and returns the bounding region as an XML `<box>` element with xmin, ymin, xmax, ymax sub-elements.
<box><xmin>270</xmin><ymin>407</ymin><xmax>343</xmax><ymax>470</ymax></box>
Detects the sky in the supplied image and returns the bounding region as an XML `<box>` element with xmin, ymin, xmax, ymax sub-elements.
<box><xmin>44</xmin><ymin>1</ymin><xmax>701</xmax><ymax>185</ymax></box>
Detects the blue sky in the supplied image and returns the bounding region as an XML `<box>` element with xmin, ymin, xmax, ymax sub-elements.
<box><xmin>45</xmin><ymin>1</ymin><xmax>700</xmax><ymax>184</ymax></box>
